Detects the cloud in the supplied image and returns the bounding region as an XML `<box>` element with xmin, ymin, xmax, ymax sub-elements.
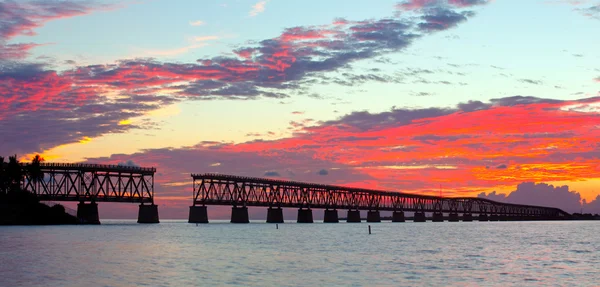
<box><xmin>0</xmin><ymin>1</ymin><xmax>112</xmax><ymax>58</ymax></box>
<box><xmin>1</xmin><ymin>2</ymin><xmax>488</xmax><ymax>155</ymax></box>
<box><xmin>396</xmin><ymin>0</ymin><xmax>488</xmax><ymax>11</ymax></box>
<box><xmin>249</xmin><ymin>1</ymin><xmax>267</xmax><ymax>17</ymax></box>
<box><xmin>519</xmin><ymin>78</ymin><xmax>543</xmax><ymax>85</ymax></box>
<box><xmin>117</xmin><ymin>160</ymin><xmax>140</xmax><ymax>167</ymax></box>
<box><xmin>264</xmin><ymin>171</ymin><xmax>281</xmax><ymax>177</ymax></box>
<box><xmin>595</xmin><ymin>76</ymin><xmax>600</xmax><ymax>83</ymax></box>
<box><xmin>580</xmin><ymin>4</ymin><xmax>600</xmax><ymax>19</ymax></box>
<box><xmin>189</xmin><ymin>20</ymin><xmax>205</xmax><ymax>26</ymax></box>
<box><xmin>496</xmin><ymin>164</ymin><xmax>507</xmax><ymax>169</ymax></box>
<box><xmin>478</xmin><ymin>182</ymin><xmax>586</xmax><ymax>213</ymax></box>
<box><xmin>317</xmin><ymin>169</ymin><xmax>329</xmax><ymax>175</ymax></box>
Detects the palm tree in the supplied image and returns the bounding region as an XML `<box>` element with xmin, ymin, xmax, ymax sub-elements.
<box><xmin>6</xmin><ymin>155</ymin><xmax>22</xmax><ymax>194</ymax></box>
<box><xmin>27</xmin><ymin>155</ymin><xmax>45</xmax><ymax>194</ymax></box>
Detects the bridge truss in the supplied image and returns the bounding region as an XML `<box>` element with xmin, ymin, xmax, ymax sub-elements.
<box><xmin>22</xmin><ymin>163</ymin><xmax>155</xmax><ymax>203</ymax></box>
<box><xmin>191</xmin><ymin>174</ymin><xmax>568</xmax><ymax>218</ymax></box>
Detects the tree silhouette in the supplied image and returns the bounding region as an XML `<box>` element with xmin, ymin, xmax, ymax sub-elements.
<box><xmin>6</xmin><ymin>155</ymin><xmax>22</xmax><ymax>194</ymax></box>
<box><xmin>0</xmin><ymin>156</ymin><xmax>6</xmax><ymax>195</ymax></box>
<box><xmin>27</xmin><ymin>154</ymin><xmax>44</xmax><ymax>193</ymax></box>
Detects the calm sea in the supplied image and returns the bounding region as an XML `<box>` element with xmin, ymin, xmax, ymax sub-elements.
<box><xmin>1</xmin><ymin>220</ymin><xmax>599</xmax><ymax>286</ymax></box>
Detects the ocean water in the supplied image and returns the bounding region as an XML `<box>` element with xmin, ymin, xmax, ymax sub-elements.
<box><xmin>1</xmin><ymin>220</ymin><xmax>599</xmax><ymax>287</ymax></box>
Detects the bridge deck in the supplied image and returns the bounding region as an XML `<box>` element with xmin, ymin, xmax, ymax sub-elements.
<box><xmin>191</xmin><ymin>173</ymin><xmax>569</xmax><ymax>217</ymax></box>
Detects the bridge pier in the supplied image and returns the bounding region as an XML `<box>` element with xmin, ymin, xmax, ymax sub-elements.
<box><xmin>231</xmin><ymin>206</ymin><xmax>250</xmax><ymax>223</ymax></box>
<box><xmin>137</xmin><ymin>204</ymin><xmax>159</xmax><ymax>223</ymax></box>
<box><xmin>432</xmin><ymin>212</ymin><xmax>444</xmax><ymax>222</ymax></box>
<box><xmin>489</xmin><ymin>214</ymin><xmax>499</xmax><ymax>221</ymax></box>
<box><xmin>392</xmin><ymin>211</ymin><xmax>405</xmax><ymax>222</ymax></box>
<box><xmin>346</xmin><ymin>210</ymin><xmax>361</xmax><ymax>223</ymax></box>
<box><xmin>297</xmin><ymin>208</ymin><xmax>313</xmax><ymax>223</ymax></box>
<box><xmin>266</xmin><ymin>207</ymin><xmax>284</xmax><ymax>223</ymax></box>
<box><xmin>448</xmin><ymin>213</ymin><xmax>459</xmax><ymax>222</ymax></box>
<box><xmin>367</xmin><ymin>211</ymin><xmax>381</xmax><ymax>222</ymax></box>
<box><xmin>414</xmin><ymin>212</ymin><xmax>426</xmax><ymax>222</ymax></box>
<box><xmin>77</xmin><ymin>201</ymin><xmax>100</xmax><ymax>224</ymax></box>
<box><xmin>478</xmin><ymin>214</ymin><xmax>489</xmax><ymax>221</ymax></box>
<box><xmin>189</xmin><ymin>205</ymin><xmax>209</xmax><ymax>223</ymax></box>
<box><xmin>462</xmin><ymin>213</ymin><xmax>473</xmax><ymax>222</ymax></box>
<box><xmin>323</xmin><ymin>209</ymin><xmax>339</xmax><ymax>223</ymax></box>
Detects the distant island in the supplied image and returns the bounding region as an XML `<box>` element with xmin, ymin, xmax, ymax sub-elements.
<box><xmin>0</xmin><ymin>155</ymin><xmax>77</xmax><ymax>225</ymax></box>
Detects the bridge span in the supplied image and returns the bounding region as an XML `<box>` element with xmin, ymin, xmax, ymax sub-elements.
<box><xmin>189</xmin><ymin>174</ymin><xmax>570</xmax><ymax>223</ymax></box>
<box><xmin>22</xmin><ymin>163</ymin><xmax>159</xmax><ymax>224</ymax></box>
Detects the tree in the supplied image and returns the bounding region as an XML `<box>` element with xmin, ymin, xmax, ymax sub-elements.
<box><xmin>6</xmin><ymin>155</ymin><xmax>22</xmax><ymax>193</ymax></box>
<box><xmin>0</xmin><ymin>156</ymin><xmax>6</xmax><ymax>195</ymax></box>
<box><xmin>27</xmin><ymin>154</ymin><xmax>44</xmax><ymax>193</ymax></box>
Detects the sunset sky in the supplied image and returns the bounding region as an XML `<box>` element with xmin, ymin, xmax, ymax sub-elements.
<box><xmin>1</xmin><ymin>0</ymin><xmax>599</xmax><ymax>218</ymax></box>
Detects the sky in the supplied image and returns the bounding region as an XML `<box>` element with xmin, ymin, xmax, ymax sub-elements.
<box><xmin>1</xmin><ymin>0</ymin><xmax>599</xmax><ymax>219</ymax></box>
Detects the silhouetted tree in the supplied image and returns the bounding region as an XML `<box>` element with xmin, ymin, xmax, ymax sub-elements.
<box><xmin>6</xmin><ymin>155</ymin><xmax>22</xmax><ymax>194</ymax></box>
<box><xmin>27</xmin><ymin>155</ymin><xmax>44</xmax><ymax>193</ymax></box>
<box><xmin>0</xmin><ymin>156</ymin><xmax>6</xmax><ymax>195</ymax></box>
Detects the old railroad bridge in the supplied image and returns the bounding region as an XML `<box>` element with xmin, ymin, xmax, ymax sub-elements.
<box><xmin>16</xmin><ymin>163</ymin><xmax>569</xmax><ymax>223</ymax></box>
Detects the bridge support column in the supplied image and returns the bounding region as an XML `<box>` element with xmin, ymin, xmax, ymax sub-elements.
<box><xmin>392</xmin><ymin>211</ymin><xmax>405</xmax><ymax>222</ymax></box>
<box><xmin>432</xmin><ymin>212</ymin><xmax>444</xmax><ymax>222</ymax></box>
<box><xmin>448</xmin><ymin>213</ymin><xmax>459</xmax><ymax>222</ymax></box>
<box><xmin>346</xmin><ymin>210</ymin><xmax>361</xmax><ymax>223</ymax></box>
<box><xmin>414</xmin><ymin>212</ymin><xmax>426</xmax><ymax>222</ymax></box>
<box><xmin>231</xmin><ymin>206</ymin><xmax>249</xmax><ymax>223</ymax></box>
<box><xmin>367</xmin><ymin>211</ymin><xmax>381</xmax><ymax>222</ymax></box>
<box><xmin>137</xmin><ymin>204</ymin><xmax>159</xmax><ymax>223</ymax></box>
<box><xmin>77</xmin><ymin>201</ymin><xmax>100</xmax><ymax>224</ymax></box>
<box><xmin>323</xmin><ymin>209</ymin><xmax>339</xmax><ymax>223</ymax></box>
<box><xmin>477</xmin><ymin>214</ymin><xmax>488</xmax><ymax>221</ymax></box>
<box><xmin>489</xmin><ymin>214</ymin><xmax>499</xmax><ymax>221</ymax></box>
<box><xmin>297</xmin><ymin>208</ymin><xmax>313</xmax><ymax>223</ymax></box>
<box><xmin>266</xmin><ymin>207</ymin><xmax>284</xmax><ymax>223</ymax></box>
<box><xmin>462</xmin><ymin>213</ymin><xmax>473</xmax><ymax>222</ymax></box>
<box><xmin>189</xmin><ymin>205</ymin><xmax>209</xmax><ymax>223</ymax></box>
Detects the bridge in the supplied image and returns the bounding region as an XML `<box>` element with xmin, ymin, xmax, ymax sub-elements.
<box><xmin>21</xmin><ymin>163</ymin><xmax>159</xmax><ymax>224</ymax></box>
<box><xmin>188</xmin><ymin>174</ymin><xmax>570</xmax><ymax>223</ymax></box>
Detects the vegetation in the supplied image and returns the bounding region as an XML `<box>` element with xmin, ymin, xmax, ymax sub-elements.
<box><xmin>0</xmin><ymin>155</ymin><xmax>78</xmax><ymax>225</ymax></box>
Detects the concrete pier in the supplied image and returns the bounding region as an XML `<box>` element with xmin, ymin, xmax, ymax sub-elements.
<box><xmin>489</xmin><ymin>214</ymin><xmax>499</xmax><ymax>221</ymax></box>
<box><xmin>266</xmin><ymin>207</ymin><xmax>284</xmax><ymax>223</ymax></box>
<box><xmin>137</xmin><ymin>204</ymin><xmax>159</xmax><ymax>223</ymax></box>
<box><xmin>231</xmin><ymin>206</ymin><xmax>250</xmax><ymax>223</ymax></box>
<box><xmin>323</xmin><ymin>209</ymin><xmax>339</xmax><ymax>223</ymax></box>
<box><xmin>297</xmin><ymin>208</ymin><xmax>313</xmax><ymax>223</ymax></box>
<box><xmin>414</xmin><ymin>212</ymin><xmax>426</xmax><ymax>222</ymax></box>
<box><xmin>478</xmin><ymin>214</ymin><xmax>489</xmax><ymax>221</ymax></box>
<box><xmin>77</xmin><ymin>201</ymin><xmax>100</xmax><ymax>224</ymax></box>
<box><xmin>346</xmin><ymin>210</ymin><xmax>361</xmax><ymax>223</ymax></box>
<box><xmin>392</xmin><ymin>211</ymin><xmax>405</xmax><ymax>222</ymax></box>
<box><xmin>366</xmin><ymin>211</ymin><xmax>381</xmax><ymax>222</ymax></box>
<box><xmin>448</xmin><ymin>213</ymin><xmax>459</xmax><ymax>222</ymax></box>
<box><xmin>188</xmin><ymin>205</ymin><xmax>209</xmax><ymax>223</ymax></box>
<box><xmin>432</xmin><ymin>212</ymin><xmax>444</xmax><ymax>222</ymax></box>
<box><xmin>462</xmin><ymin>213</ymin><xmax>473</xmax><ymax>222</ymax></box>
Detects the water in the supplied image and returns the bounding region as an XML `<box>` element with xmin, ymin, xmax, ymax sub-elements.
<box><xmin>1</xmin><ymin>220</ymin><xmax>599</xmax><ymax>287</ymax></box>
